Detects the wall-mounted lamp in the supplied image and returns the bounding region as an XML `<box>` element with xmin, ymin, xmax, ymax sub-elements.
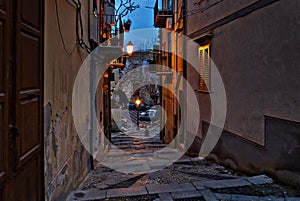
<box><xmin>126</xmin><ymin>41</ymin><xmax>134</xmax><ymax>56</ymax></box>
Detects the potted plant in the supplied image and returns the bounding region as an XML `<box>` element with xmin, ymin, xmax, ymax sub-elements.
<box><xmin>123</xmin><ymin>19</ymin><xmax>132</xmax><ymax>32</ymax></box>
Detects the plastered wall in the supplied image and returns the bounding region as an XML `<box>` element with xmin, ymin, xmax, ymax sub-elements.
<box><xmin>186</xmin><ymin>0</ymin><xmax>300</xmax><ymax>145</ymax></box>
<box><xmin>44</xmin><ymin>0</ymin><xmax>92</xmax><ymax>200</ymax></box>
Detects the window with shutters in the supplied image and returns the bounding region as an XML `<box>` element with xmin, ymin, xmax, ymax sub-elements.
<box><xmin>198</xmin><ymin>45</ymin><xmax>211</xmax><ymax>91</ymax></box>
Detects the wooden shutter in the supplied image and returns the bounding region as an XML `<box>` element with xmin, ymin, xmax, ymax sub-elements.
<box><xmin>199</xmin><ymin>45</ymin><xmax>210</xmax><ymax>91</ymax></box>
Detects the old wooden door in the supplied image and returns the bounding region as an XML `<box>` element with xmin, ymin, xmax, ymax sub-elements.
<box><xmin>0</xmin><ymin>0</ymin><xmax>44</xmax><ymax>200</ymax></box>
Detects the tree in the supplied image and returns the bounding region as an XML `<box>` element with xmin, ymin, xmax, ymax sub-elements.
<box><xmin>107</xmin><ymin>0</ymin><xmax>139</xmax><ymax>22</ymax></box>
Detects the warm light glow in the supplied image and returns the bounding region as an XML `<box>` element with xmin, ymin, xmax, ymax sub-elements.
<box><xmin>199</xmin><ymin>44</ymin><xmax>210</xmax><ymax>51</ymax></box>
<box><xmin>93</xmin><ymin>10</ymin><xmax>98</xmax><ymax>17</ymax></box>
<box><xmin>135</xmin><ymin>99</ymin><xmax>141</xmax><ymax>106</ymax></box>
<box><xmin>126</xmin><ymin>41</ymin><xmax>134</xmax><ymax>56</ymax></box>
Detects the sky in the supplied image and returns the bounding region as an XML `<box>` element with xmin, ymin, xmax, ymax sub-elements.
<box><xmin>115</xmin><ymin>0</ymin><xmax>159</xmax><ymax>51</ymax></box>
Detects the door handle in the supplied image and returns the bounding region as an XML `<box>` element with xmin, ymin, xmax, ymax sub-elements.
<box><xmin>9</xmin><ymin>125</ymin><xmax>19</xmax><ymax>172</ymax></box>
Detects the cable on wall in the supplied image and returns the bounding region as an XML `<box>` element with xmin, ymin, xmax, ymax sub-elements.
<box><xmin>71</xmin><ymin>0</ymin><xmax>92</xmax><ymax>53</ymax></box>
<box><xmin>54</xmin><ymin>0</ymin><xmax>77</xmax><ymax>55</ymax></box>
<box><xmin>55</xmin><ymin>0</ymin><xmax>93</xmax><ymax>55</ymax></box>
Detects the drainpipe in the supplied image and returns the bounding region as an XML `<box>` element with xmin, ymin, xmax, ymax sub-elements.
<box><xmin>182</xmin><ymin>0</ymin><xmax>187</xmax><ymax>149</ymax></box>
<box><xmin>88</xmin><ymin>0</ymin><xmax>94</xmax><ymax>171</ymax></box>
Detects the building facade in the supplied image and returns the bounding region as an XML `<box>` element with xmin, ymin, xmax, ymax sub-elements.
<box><xmin>155</xmin><ymin>0</ymin><xmax>300</xmax><ymax>186</ymax></box>
<box><xmin>185</xmin><ymin>0</ymin><xmax>300</xmax><ymax>186</ymax></box>
<box><xmin>154</xmin><ymin>0</ymin><xmax>186</xmax><ymax>148</ymax></box>
<box><xmin>44</xmin><ymin>0</ymin><xmax>122</xmax><ymax>200</ymax></box>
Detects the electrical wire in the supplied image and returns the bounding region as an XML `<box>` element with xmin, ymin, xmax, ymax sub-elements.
<box><xmin>72</xmin><ymin>0</ymin><xmax>87</xmax><ymax>50</ymax></box>
<box><xmin>56</xmin><ymin>0</ymin><xmax>140</xmax><ymax>55</ymax></box>
<box><xmin>72</xmin><ymin>0</ymin><xmax>92</xmax><ymax>53</ymax></box>
<box><xmin>54</xmin><ymin>0</ymin><xmax>77</xmax><ymax>55</ymax></box>
<box><xmin>55</xmin><ymin>0</ymin><xmax>92</xmax><ymax>55</ymax></box>
<box><xmin>184</xmin><ymin>0</ymin><xmax>224</xmax><ymax>18</ymax></box>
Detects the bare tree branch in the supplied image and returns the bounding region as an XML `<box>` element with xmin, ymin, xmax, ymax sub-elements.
<box><xmin>108</xmin><ymin>0</ymin><xmax>139</xmax><ymax>20</ymax></box>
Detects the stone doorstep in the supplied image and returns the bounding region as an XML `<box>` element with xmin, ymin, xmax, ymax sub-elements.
<box><xmin>106</xmin><ymin>186</ymin><xmax>148</xmax><ymax>198</ymax></box>
<box><xmin>193</xmin><ymin>178</ymin><xmax>252</xmax><ymax>189</ymax></box>
<box><xmin>146</xmin><ymin>183</ymin><xmax>196</xmax><ymax>194</ymax></box>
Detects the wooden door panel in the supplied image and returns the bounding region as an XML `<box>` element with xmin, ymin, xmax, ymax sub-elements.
<box><xmin>21</xmin><ymin>0</ymin><xmax>40</xmax><ymax>29</ymax></box>
<box><xmin>1</xmin><ymin>0</ymin><xmax>44</xmax><ymax>199</ymax></box>
<box><xmin>20</xmin><ymin>31</ymin><xmax>39</xmax><ymax>90</ymax></box>
<box><xmin>0</xmin><ymin>187</ymin><xmax>3</xmax><ymax>201</ymax></box>
<box><xmin>0</xmin><ymin>0</ymin><xmax>5</xmax><ymax>12</ymax></box>
<box><xmin>12</xmin><ymin>0</ymin><xmax>43</xmax><ymax>199</ymax></box>
<box><xmin>16</xmin><ymin>1</ymin><xmax>42</xmax><ymax>171</ymax></box>
<box><xmin>0</xmin><ymin>103</ymin><xmax>7</xmax><ymax>183</ymax></box>
<box><xmin>0</xmin><ymin>0</ymin><xmax>8</xmax><ymax>189</ymax></box>
<box><xmin>17</xmin><ymin>98</ymin><xmax>40</xmax><ymax>164</ymax></box>
<box><xmin>0</xmin><ymin>20</ymin><xmax>4</xmax><ymax>93</ymax></box>
<box><xmin>4</xmin><ymin>157</ymin><xmax>41</xmax><ymax>201</ymax></box>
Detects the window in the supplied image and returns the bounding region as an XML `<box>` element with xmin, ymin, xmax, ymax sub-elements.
<box><xmin>198</xmin><ymin>45</ymin><xmax>211</xmax><ymax>91</ymax></box>
<box><xmin>163</xmin><ymin>0</ymin><xmax>173</xmax><ymax>11</ymax></box>
<box><xmin>168</xmin><ymin>0</ymin><xmax>173</xmax><ymax>11</ymax></box>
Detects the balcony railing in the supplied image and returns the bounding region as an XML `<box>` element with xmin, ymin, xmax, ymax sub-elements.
<box><xmin>154</xmin><ymin>0</ymin><xmax>173</xmax><ymax>28</ymax></box>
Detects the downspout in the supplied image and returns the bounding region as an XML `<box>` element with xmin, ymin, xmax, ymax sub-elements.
<box><xmin>88</xmin><ymin>0</ymin><xmax>94</xmax><ymax>171</ymax></box>
<box><xmin>182</xmin><ymin>0</ymin><xmax>188</xmax><ymax>149</ymax></box>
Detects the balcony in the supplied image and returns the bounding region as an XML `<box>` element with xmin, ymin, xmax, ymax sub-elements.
<box><xmin>153</xmin><ymin>0</ymin><xmax>173</xmax><ymax>28</ymax></box>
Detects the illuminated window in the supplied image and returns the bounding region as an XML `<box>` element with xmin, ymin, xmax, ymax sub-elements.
<box><xmin>198</xmin><ymin>45</ymin><xmax>210</xmax><ymax>91</ymax></box>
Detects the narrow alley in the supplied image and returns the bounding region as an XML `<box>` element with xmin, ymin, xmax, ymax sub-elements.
<box><xmin>1</xmin><ymin>0</ymin><xmax>300</xmax><ymax>200</ymax></box>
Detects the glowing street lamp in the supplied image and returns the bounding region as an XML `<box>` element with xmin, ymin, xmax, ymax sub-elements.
<box><xmin>135</xmin><ymin>98</ymin><xmax>141</xmax><ymax>129</ymax></box>
<box><xmin>126</xmin><ymin>41</ymin><xmax>134</xmax><ymax>56</ymax></box>
<box><xmin>135</xmin><ymin>98</ymin><xmax>141</xmax><ymax>106</ymax></box>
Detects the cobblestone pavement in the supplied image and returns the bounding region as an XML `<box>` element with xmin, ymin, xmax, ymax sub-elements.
<box><xmin>67</xmin><ymin>132</ymin><xmax>300</xmax><ymax>201</ymax></box>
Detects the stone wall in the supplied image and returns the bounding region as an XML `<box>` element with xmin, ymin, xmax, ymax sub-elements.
<box><xmin>44</xmin><ymin>0</ymin><xmax>93</xmax><ymax>200</ymax></box>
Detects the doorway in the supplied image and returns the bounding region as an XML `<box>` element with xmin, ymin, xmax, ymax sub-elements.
<box><xmin>0</xmin><ymin>0</ymin><xmax>44</xmax><ymax>200</ymax></box>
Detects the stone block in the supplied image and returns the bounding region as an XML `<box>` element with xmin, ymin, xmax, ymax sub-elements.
<box><xmin>159</xmin><ymin>193</ymin><xmax>173</xmax><ymax>201</ymax></box>
<box><xmin>80</xmin><ymin>189</ymin><xmax>106</xmax><ymax>200</ymax></box>
<box><xmin>106</xmin><ymin>186</ymin><xmax>147</xmax><ymax>198</ymax></box>
<box><xmin>192</xmin><ymin>181</ymin><xmax>206</xmax><ymax>190</ymax></box>
<box><xmin>230</xmin><ymin>194</ymin><xmax>284</xmax><ymax>201</ymax></box>
<box><xmin>146</xmin><ymin>184</ymin><xmax>180</xmax><ymax>194</ymax></box>
<box><xmin>171</xmin><ymin>190</ymin><xmax>202</xmax><ymax>199</ymax></box>
<box><xmin>285</xmin><ymin>198</ymin><xmax>300</xmax><ymax>201</ymax></box>
<box><xmin>195</xmin><ymin>178</ymin><xmax>251</xmax><ymax>189</ymax></box>
<box><xmin>215</xmin><ymin>193</ymin><xmax>232</xmax><ymax>200</ymax></box>
<box><xmin>179</xmin><ymin>183</ymin><xmax>197</xmax><ymax>191</ymax></box>
<box><xmin>199</xmin><ymin>189</ymin><xmax>218</xmax><ymax>201</ymax></box>
<box><xmin>146</xmin><ymin>183</ymin><xmax>195</xmax><ymax>194</ymax></box>
<box><xmin>246</xmin><ymin>175</ymin><xmax>273</xmax><ymax>185</ymax></box>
